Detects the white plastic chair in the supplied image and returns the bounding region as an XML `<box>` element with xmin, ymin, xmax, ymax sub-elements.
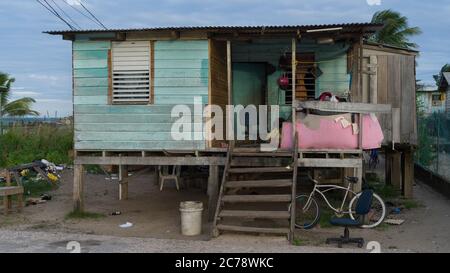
<box><xmin>158</xmin><ymin>165</ymin><xmax>181</xmax><ymax>191</ymax></box>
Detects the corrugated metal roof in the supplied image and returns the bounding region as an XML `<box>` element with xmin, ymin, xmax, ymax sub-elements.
<box><xmin>44</xmin><ymin>23</ymin><xmax>383</xmax><ymax>35</ymax></box>
<box><xmin>364</xmin><ymin>40</ymin><xmax>419</xmax><ymax>53</ymax></box>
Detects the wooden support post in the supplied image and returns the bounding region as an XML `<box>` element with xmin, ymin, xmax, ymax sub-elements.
<box><xmin>154</xmin><ymin>165</ymin><xmax>160</xmax><ymax>186</ymax></box>
<box><xmin>402</xmin><ymin>150</ymin><xmax>414</xmax><ymax>198</ymax></box>
<box><xmin>226</xmin><ymin>40</ymin><xmax>234</xmax><ymax>147</ymax></box>
<box><xmin>4</xmin><ymin>169</ymin><xmax>12</xmax><ymax>214</ymax></box>
<box><xmin>353</xmin><ymin>165</ymin><xmax>363</xmax><ymax>193</ymax></box>
<box><xmin>385</xmin><ymin>148</ymin><xmax>392</xmax><ymax>185</ymax></box>
<box><xmin>207</xmin><ymin>165</ymin><xmax>219</xmax><ymax>222</ymax></box>
<box><xmin>3</xmin><ymin>195</ymin><xmax>8</xmax><ymax>216</ymax></box>
<box><xmin>5</xmin><ymin>170</ymin><xmax>11</xmax><ymax>186</ymax></box>
<box><xmin>73</xmin><ymin>164</ymin><xmax>84</xmax><ymax>212</ymax></box>
<box><xmin>291</xmin><ymin>38</ymin><xmax>297</xmax><ymax>137</ymax></box>
<box><xmin>391</xmin><ymin>152</ymin><xmax>402</xmax><ymax>191</ymax></box>
<box><xmin>119</xmin><ymin>165</ymin><xmax>128</xmax><ymax>201</ymax></box>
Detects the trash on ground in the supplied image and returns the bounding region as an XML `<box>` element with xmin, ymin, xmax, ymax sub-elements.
<box><xmin>40</xmin><ymin>194</ymin><xmax>52</xmax><ymax>201</ymax></box>
<box><xmin>7</xmin><ymin>159</ymin><xmax>64</xmax><ymax>185</ymax></box>
<box><xmin>26</xmin><ymin>198</ymin><xmax>47</xmax><ymax>206</ymax></box>
<box><xmin>391</xmin><ymin>207</ymin><xmax>402</xmax><ymax>214</ymax></box>
<box><xmin>111</xmin><ymin>211</ymin><xmax>122</xmax><ymax>216</ymax></box>
<box><xmin>119</xmin><ymin>222</ymin><xmax>133</xmax><ymax>228</ymax></box>
<box><xmin>385</xmin><ymin>219</ymin><xmax>405</xmax><ymax>225</ymax></box>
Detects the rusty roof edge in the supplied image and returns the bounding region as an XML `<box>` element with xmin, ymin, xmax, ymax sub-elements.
<box><xmin>43</xmin><ymin>23</ymin><xmax>384</xmax><ymax>35</ymax></box>
<box><xmin>363</xmin><ymin>40</ymin><xmax>419</xmax><ymax>53</ymax></box>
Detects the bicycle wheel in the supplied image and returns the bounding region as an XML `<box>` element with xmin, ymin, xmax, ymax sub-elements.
<box><xmin>349</xmin><ymin>193</ymin><xmax>386</xmax><ymax>229</ymax></box>
<box><xmin>293</xmin><ymin>195</ymin><xmax>321</xmax><ymax>229</ymax></box>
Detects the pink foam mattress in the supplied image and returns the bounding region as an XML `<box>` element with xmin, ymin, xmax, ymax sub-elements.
<box><xmin>280</xmin><ymin>114</ymin><xmax>384</xmax><ymax>150</ymax></box>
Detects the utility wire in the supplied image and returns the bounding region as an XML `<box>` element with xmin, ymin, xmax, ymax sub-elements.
<box><xmin>36</xmin><ymin>0</ymin><xmax>75</xmax><ymax>30</ymax></box>
<box><xmin>51</xmin><ymin>0</ymin><xmax>81</xmax><ymax>29</ymax></box>
<box><xmin>61</xmin><ymin>0</ymin><xmax>104</xmax><ymax>29</ymax></box>
<box><xmin>43</xmin><ymin>0</ymin><xmax>76</xmax><ymax>29</ymax></box>
<box><xmin>78</xmin><ymin>1</ymin><xmax>107</xmax><ymax>29</ymax></box>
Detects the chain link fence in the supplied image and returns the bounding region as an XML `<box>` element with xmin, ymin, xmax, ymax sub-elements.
<box><xmin>416</xmin><ymin>111</ymin><xmax>450</xmax><ymax>181</ymax></box>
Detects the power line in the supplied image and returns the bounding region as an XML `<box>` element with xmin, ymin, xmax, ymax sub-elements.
<box><xmin>42</xmin><ymin>0</ymin><xmax>75</xmax><ymax>29</ymax></box>
<box><xmin>61</xmin><ymin>0</ymin><xmax>104</xmax><ymax>29</ymax></box>
<box><xmin>36</xmin><ymin>0</ymin><xmax>76</xmax><ymax>30</ymax></box>
<box><xmin>79</xmin><ymin>1</ymin><xmax>107</xmax><ymax>29</ymax></box>
<box><xmin>51</xmin><ymin>0</ymin><xmax>81</xmax><ymax>29</ymax></box>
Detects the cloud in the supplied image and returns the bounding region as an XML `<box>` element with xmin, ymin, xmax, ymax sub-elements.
<box><xmin>11</xmin><ymin>90</ymin><xmax>41</xmax><ymax>97</ymax></box>
<box><xmin>28</xmin><ymin>74</ymin><xmax>60</xmax><ymax>82</ymax></box>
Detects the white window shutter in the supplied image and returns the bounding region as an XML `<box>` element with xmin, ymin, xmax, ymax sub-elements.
<box><xmin>112</xmin><ymin>41</ymin><xmax>150</xmax><ymax>104</ymax></box>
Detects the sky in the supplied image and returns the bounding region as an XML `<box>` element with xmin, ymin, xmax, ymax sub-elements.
<box><xmin>0</xmin><ymin>0</ymin><xmax>449</xmax><ymax>117</ymax></box>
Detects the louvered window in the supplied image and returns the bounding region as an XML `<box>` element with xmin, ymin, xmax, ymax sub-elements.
<box><xmin>111</xmin><ymin>41</ymin><xmax>151</xmax><ymax>104</ymax></box>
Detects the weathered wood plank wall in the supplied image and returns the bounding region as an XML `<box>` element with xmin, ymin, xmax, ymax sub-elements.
<box><xmin>363</xmin><ymin>46</ymin><xmax>417</xmax><ymax>146</ymax></box>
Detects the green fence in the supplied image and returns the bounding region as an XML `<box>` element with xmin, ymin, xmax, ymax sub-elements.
<box><xmin>416</xmin><ymin>111</ymin><xmax>450</xmax><ymax>181</ymax></box>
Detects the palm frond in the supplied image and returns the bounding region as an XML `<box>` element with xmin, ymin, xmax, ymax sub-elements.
<box><xmin>3</xmin><ymin>97</ymin><xmax>39</xmax><ymax>117</ymax></box>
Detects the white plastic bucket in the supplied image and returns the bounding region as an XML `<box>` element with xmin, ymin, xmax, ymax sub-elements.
<box><xmin>179</xmin><ymin>201</ymin><xmax>203</xmax><ymax>236</ymax></box>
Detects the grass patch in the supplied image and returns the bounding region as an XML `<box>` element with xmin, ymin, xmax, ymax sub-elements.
<box><xmin>366</xmin><ymin>174</ymin><xmax>401</xmax><ymax>200</ymax></box>
<box><xmin>375</xmin><ymin>222</ymin><xmax>390</xmax><ymax>231</ymax></box>
<box><xmin>1</xmin><ymin>176</ymin><xmax>55</xmax><ymax>197</ymax></box>
<box><xmin>374</xmin><ymin>185</ymin><xmax>401</xmax><ymax>200</ymax></box>
<box><xmin>399</xmin><ymin>199</ymin><xmax>423</xmax><ymax>209</ymax></box>
<box><xmin>65</xmin><ymin>210</ymin><xmax>105</xmax><ymax>220</ymax></box>
<box><xmin>22</xmin><ymin>178</ymin><xmax>55</xmax><ymax>197</ymax></box>
<box><xmin>0</xmin><ymin>125</ymin><xmax>73</xmax><ymax>168</ymax></box>
<box><xmin>85</xmin><ymin>164</ymin><xmax>104</xmax><ymax>174</ymax></box>
<box><xmin>318</xmin><ymin>210</ymin><xmax>334</xmax><ymax>228</ymax></box>
<box><xmin>292</xmin><ymin>238</ymin><xmax>306</xmax><ymax>246</ymax></box>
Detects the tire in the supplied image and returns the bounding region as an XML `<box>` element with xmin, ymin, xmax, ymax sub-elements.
<box><xmin>349</xmin><ymin>193</ymin><xmax>386</xmax><ymax>229</ymax></box>
<box><xmin>292</xmin><ymin>195</ymin><xmax>321</xmax><ymax>230</ymax></box>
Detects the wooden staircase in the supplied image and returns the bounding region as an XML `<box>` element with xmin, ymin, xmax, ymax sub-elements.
<box><xmin>212</xmin><ymin>141</ymin><xmax>299</xmax><ymax>242</ymax></box>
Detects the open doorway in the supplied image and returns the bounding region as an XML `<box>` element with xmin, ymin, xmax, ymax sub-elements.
<box><xmin>232</xmin><ymin>62</ymin><xmax>267</xmax><ymax>144</ymax></box>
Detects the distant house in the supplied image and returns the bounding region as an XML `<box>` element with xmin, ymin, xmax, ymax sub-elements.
<box><xmin>437</xmin><ymin>72</ymin><xmax>450</xmax><ymax>117</ymax></box>
<box><xmin>417</xmin><ymin>85</ymin><xmax>446</xmax><ymax>115</ymax></box>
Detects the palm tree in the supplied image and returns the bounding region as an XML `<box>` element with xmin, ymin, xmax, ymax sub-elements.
<box><xmin>369</xmin><ymin>9</ymin><xmax>422</xmax><ymax>50</ymax></box>
<box><xmin>0</xmin><ymin>72</ymin><xmax>39</xmax><ymax>131</ymax></box>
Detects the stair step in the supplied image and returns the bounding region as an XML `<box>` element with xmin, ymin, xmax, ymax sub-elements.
<box><xmin>217</xmin><ymin>224</ymin><xmax>290</xmax><ymax>234</ymax></box>
<box><xmin>219</xmin><ymin>210</ymin><xmax>290</xmax><ymax>219</ymax></box>
<box><xmin>222</xmin><ymin>194</ymin><xmax>292</xmax><ymax>203</ymax></box>
<box><xmin>228</xmin><ymin>167</ymin><xmax>292</xmax><ymax>174</ymax></box>
<box><xmin>225</xmin><ymin>179</ymin><xmax>292</xmax><ymax>188</ymax></box>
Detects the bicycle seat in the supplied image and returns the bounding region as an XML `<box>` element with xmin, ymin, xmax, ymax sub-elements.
<box><xmin>345</xmin><ymin>176</ymin><xmax>359</xmax><ymax>184</ymax></box>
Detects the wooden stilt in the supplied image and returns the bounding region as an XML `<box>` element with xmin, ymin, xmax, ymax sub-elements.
<box><xmin>353</xmin><ymin>166</ymin><xmax>363</xmax><ymax>193</ymax></box>
<box><xmin>402</xmin><ymin>150</ymin><xmax>414</xmax><ymax>198</ymax></box>
<box><xmin>154</xmin><ymin>165</ymin><xmax>159</xmax><ymax>186</ymax></box>
<box><xmin>385</xmin><ymin>148</ymin><xmax>392</xmax><ymax>185</ymax></box>
<box><xmin>3</xmin><ymin>195</ymin><xmax>8</xmax><ymax>216</ymax></box>
<box><xmin>391</xmin><ymin>151</ymin><xmax>402</xmax><ymax>191</ymax></box>
<box><xmin>73</xmin><ymin>164</ymin><xmax>85</xmax><ymax>212</ymax></box>
<box><xmin>119</xmin><ymin>165</ymin><xmax>128</xmax><ymax>201</ymax></box>
<box><xmin>207</xmin><ymin>165</ymin><xmax>219</xmax><ymax>222</ymax></box>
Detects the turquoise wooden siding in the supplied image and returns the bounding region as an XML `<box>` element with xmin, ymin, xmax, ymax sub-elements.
<box><xmin>233</xmin><ymin>39</ymin><xmax>351</xmax><ymax>104</ymax></box>
<box><xmin>154</xmin><ymin>41</ymin><xmax>209</xmax><ymax>105</ymax></box>
<box><xmin>73</xmin><ymin>40</ymin><xmax>208</xmax><ymax>151</ymax></box>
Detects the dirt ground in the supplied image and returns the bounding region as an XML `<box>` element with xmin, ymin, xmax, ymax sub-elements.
<box><xmin>1</xmin><ymin>168</ymin><xmax>450</xmax><ymax>252</ymax></box>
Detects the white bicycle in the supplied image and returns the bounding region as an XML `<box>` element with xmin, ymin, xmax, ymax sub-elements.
<box><xmin>293</xmin><ymin>176</ymin><xmax>386</xmax><ymax>229</ymax></box>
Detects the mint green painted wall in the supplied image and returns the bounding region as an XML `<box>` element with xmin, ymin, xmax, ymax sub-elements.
<box><xmin>233</xmin><ymin>38</ymin><xmax>350</xmax><ymax>119</ymax></box>
<box><xmin>72</xmin><ymin>40</ymin><xmax>208</xmax><ymax>151</ymax></box>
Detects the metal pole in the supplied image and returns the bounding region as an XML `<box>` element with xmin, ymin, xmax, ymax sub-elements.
<box><xmin>436</xmin><ymin>113</ymin><xmax>440</xmax><ymax>174</ymax></box>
